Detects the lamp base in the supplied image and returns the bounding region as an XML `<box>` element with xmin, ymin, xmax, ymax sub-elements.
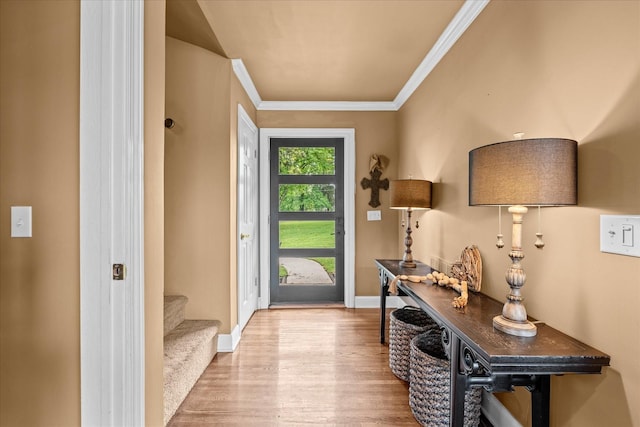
<box><xmin>399</xmin><ymin>260</ymin><xmax>417</xmax><ymax>269</ymax></box>
<box><xmin>399</xmin><ymin>209</ymin><xmax>417</xmax><ymax>269</ymax></box>
<box><xmin>493</xmin><ymin>315</ymin><xmax>537</xmax><ymax>337</ymax></box>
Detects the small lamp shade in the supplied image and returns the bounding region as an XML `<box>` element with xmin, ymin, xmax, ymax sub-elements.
<box><xmin>469</xmin><ymin>138</ymin><xmax>577</xmax><ymax>206</ymax></box>
<box><xmin>389</xmin><ymin>179</ymin><xmax>432</xmax><ymax>210</ymax></box>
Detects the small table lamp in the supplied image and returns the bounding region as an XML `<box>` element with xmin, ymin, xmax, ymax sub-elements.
<box><xmin>469</xmin><ymin>138</ymin><xmax>577</xmax><ymax>337</ymax></box>
<box><xmin>389</xmin><ymin>179</ymin><xmax>432</xmax><ymax>268</ymax></box>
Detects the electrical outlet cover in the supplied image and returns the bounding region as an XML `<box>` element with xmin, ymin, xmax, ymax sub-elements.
<box><xmin>600</xmin><ymin>215</ymin><xmax>640</xmax><ymax>257</ymax></box>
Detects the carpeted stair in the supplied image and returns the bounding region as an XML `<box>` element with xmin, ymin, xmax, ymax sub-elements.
<box><xmin>163</xmin><ymin>295</ymin><xmax>221</xmax><ymax>426</ymax></box>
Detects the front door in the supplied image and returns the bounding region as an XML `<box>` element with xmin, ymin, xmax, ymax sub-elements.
<box><xmin>269</xmin><ymin>138</ymin><xmax>344</xmax><ymax>304</ymax></box>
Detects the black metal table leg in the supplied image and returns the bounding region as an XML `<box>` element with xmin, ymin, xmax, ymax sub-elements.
<box><xmin>531</xmin><ymin>375</ymin><xmax>551</xmax><ymax>427</ymax></box>
<box><xmin>449</xmin><ymin>334</ymin><xmax>465</xmax><ymax>427</ymax></box>
<box><xmin>379</xmin><ymin>269</ymin><xmax>388</xmax><ymax>343</ymax></box>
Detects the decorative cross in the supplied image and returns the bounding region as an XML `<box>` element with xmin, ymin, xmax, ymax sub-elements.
<box><xmin>361</xmin><ymin>168</ymin><xmax>389</xmax><ymax>208</ymax></box>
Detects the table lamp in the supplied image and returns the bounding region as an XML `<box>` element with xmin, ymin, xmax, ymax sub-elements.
<box><xmin>469</xmin><ymin>138</ymin><xmax>577</xmax><ymax>337</ymax></box>
<box><xmin>389</xmin><ymin>179</ymin><xmax>432</xmax><ymax>268</ymax></box>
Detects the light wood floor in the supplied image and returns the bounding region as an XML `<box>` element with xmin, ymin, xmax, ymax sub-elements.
<box><xmin>168</xmin><ymin>308</ymin><xmax>420</xmax><ymax>426</ymax></box>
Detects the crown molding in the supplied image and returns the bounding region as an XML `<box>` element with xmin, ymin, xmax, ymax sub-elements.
<box><xmin>231</xmin><ymin>59</ymin><xmax>262</xmax><ymax>108</ymax></box>
<box><xmin>393</xmin><ymin>0</ymin><xmax>490</xmax><ymax>109</ymax></box>
<box><xmin>232</xmin><ymin>0</ymin><xmax>490</xmax><ymax>112</ymax></box>
<box><xmin>257</xmin><ymin>101</ymin><xmax>398</xmax><ymax>111</ymax></box>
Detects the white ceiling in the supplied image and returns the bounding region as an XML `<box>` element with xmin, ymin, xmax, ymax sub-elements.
<box><xmin>167</xmin><ymin>0</ymin><xmax>489</xmax><ymax>110</ymax></box>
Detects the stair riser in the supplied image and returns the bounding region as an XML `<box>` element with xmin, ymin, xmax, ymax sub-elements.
<box><xmin>164</xmin><ymin>295</ymin><xmax>188</xmax><ymax>336</ymax></box>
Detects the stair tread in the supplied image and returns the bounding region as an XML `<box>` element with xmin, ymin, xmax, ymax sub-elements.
<box><xmin>163</xmin><ymin>319</ymin><xmax>221</xmax><ymax>426</ymax></box>
<box><xmin>164</xmin><ymin>319</ymin><xmax>221</xmax><ymax>374</ymax></box>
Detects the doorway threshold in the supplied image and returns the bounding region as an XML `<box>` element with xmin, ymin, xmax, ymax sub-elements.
<box><xmin>268</xmin><ymin>302</ymin><xmax>346</xmax><ymax>309</ymax></box>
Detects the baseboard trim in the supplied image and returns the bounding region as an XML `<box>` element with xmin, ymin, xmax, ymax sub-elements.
<box><xmin>217</xmin><ymin>324</ymin><xmax>241</xmax><ymax>353</ymax></box>
<box><xmin>481</xmin><ymin>390</ymin><xmax>522</xmax><ymax>427</ymax></box>
<box><xmin>354</xmin><ymin>296</ymin><xmax>405</xmax><ymax>309</ymax></box>
<box><xmin>398</xmin><ymin>296</ymin><xmax>419</xmax><ymax>308</ymax></box>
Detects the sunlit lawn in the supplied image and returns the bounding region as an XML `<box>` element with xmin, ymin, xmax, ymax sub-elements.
<box><xmin>279</xmin><ymin>220</ymin><xmax>334</xmax><ymax>248</ymax></box>
<box><xmin>279</xmin><ymin>221</ymin><xmax>336</xmax><ymax>277</ymax></box>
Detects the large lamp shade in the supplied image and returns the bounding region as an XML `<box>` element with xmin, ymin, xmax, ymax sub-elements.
<box><xmin>469</xmin><ymin>138</ymin><xmax>577</xmax><ymax>207</ymax></box>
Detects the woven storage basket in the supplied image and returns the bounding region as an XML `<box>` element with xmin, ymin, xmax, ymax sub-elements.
<box><xmin>409</xmin><ymin>331</ymin><xmax>482</xmax><ymax>427</ymax></box>
<box><xmin>389</xmin><ymin>306</ymin><xmax>438</xmax><ymax>381</ymax></box>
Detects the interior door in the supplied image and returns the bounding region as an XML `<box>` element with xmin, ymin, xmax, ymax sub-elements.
<box><xmin>269</xmin><ymin>138</ymin><xmax>344</xmax><ymax>304</ymax></box>
<box><xmin>237</xmin><ymin>105</ymin><xmax>259</xmax><ymax>330</ymax></box>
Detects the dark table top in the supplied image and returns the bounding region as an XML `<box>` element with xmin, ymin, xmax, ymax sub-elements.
<box><xmin>376</xmin><ymin>259</ymin><xmax>610</xmax><ymax>375</ymax></box>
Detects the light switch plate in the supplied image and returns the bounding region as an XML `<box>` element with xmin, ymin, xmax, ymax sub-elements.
<box><xmin>600</xmin><ymin>215</ymin><xmax>640</xmax><ymax>257</ymax></box>
<box><xmin>11</xmin><ymin>206</ymin><xmax>32</xmax><ymax>238</ymax></box>
<box><xmin>367</xmin><ymin>210</ymin><xmax>381</xmax><ymax>221</ymax></box>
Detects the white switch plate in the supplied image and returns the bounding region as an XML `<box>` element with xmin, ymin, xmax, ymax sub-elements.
<box><xmin>367</xmin><ymin>210</ymin><xmax>381</xmax><ymax>221</ymax></box>
<box><xmin>11</xmin><ymin>206</ymin><xmax>32</xmax><ymax>238</ymax></box>
<box><xmin>600</xmin><ymin>215</ymin><xmax>640</xmax><ymax>257</ymax></box>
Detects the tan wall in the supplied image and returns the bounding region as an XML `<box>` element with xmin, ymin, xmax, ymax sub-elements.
<box><xmin>257</xmin><ymin>111</ymin><xmax>399</xmax><ymax>297</ymax></box>
<box><xmin>397</xmin><ymin>1</ymin><xmax>640</xmax><ymax>426</ymax></box>
<box><xmin>0</xmin><ymin>2</ymin><xmax>167</xmax><ymax>424</ymax></box>
<box><xmin>0</xmin><ymin>1</ymin><xmax>81</xmax><ymax>424</ymax></box>
<box><xmin>164</xmin><ymin>36</ymin><xmax>234</xmax><ymax>332</ymax></box>
<box><xmin>144</xmin><ymin>1</ymin><xmax>166</xmax><ymax>425</ymax></box>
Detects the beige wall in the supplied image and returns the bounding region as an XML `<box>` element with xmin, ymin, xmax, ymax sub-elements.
<box><xmin>144</xmin><ymin>1</ymin><xmax>166</xmax><ymax>425</ymax></box>
<box><xmin>164</xmin><ymin>36</ymin><xmax>231</xmax><ymax>328</ymax></box>
<box><xmin>257</xmin><ymin>111</ymin><xmax>400</xmax><ymax>297</ymax></box>
<box><xmin>164</xmin><ymin>36</ymin><xmax>258</xmax><ymax>333</ymax></box>
<box><xmin>0</xmin><ymin>1</ymin><xmax>167</xmax><ymax>424</ymax></box>
<box><xmin>0</xmin><ymin>1</ymin><xmax>81</xmax><ymax>424</ymax></box>
<box><xmin>397</xmin><ymin>1</ymin><xmax>639</xmax><ymax>426</ymax></box>
<box><xmin>165</xmin><ymin>36</ymin><xmax>237</xmax><ymax>332</ymax></box>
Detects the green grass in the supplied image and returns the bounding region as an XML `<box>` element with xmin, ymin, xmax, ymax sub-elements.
<box><xmin>310</xmin><ymin>257</ymin><xmax>335</xmax><ymax>275</ymax></box>
<box><xmin>279</xmin><ymin>220</ymin><xmax>335</xmax><ymax>249</ymax></box>
<box><xmin>279</xmin><ymin>265</ymin><xmax>288</xmax><ymax>278</ymax></box>
<box><xmin>279</xmin><ymin>221</ymin><xmax>336</xmax><ymax>277</ymax></box>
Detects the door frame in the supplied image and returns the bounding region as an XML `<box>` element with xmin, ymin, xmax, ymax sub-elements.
<box><xmin>237</xmin><ymin>104</ymin><xmax>259</xmax><ymax>330</ymax></box>
<box><xmin>259</xmin><ymin>128</ymin><xmax>355</xmax><ymax>308</ymax></box>
<box><xmin>80</xmin><ymin>0</ymin><xmax>145</xmax><ymax>424</ymax></box>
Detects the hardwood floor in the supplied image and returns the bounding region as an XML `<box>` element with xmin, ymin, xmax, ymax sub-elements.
<box><xmin>168</xmin><ymin>308</ymin><xmax>420</xmax><ymax>426</ymax></box>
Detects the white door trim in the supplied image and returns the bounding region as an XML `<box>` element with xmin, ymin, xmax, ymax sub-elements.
<box><xmin>259</xmin><ymin>128</ymin><xmax>356</xmax><ymax>309</ymax></box>
<box><xmin>80</xmin><ymin>0</ymin><xmax>145</xmax><ymax>424</ymax></box>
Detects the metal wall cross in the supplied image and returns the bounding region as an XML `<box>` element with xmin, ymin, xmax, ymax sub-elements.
<box><xmin>361</xmin><ymin>168</ymin><xmax>389</xmax><ymax>208</ymax></box>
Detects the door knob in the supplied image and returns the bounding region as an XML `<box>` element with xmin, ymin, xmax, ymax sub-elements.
<box><xmin>240</xmin><ymin>233</ymin><xmax>250</xmax><ymax>240</ymax></box>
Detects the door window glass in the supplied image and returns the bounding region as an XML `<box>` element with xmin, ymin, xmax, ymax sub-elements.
<box><xmin>278</xmin><ymin>220</ymin><xmax>335</xmax><ymax>249</ymax></box>
<box><xmin>278</xmin><ymin>184</ymin><xmax>336</xmax><ymax>212</ymax></box>
<box><xmin>278</xmin><ymin>147</ymin><xmax>335</xmax><ymax>175</ymax></box>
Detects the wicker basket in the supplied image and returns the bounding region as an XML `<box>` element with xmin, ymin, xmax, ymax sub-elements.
<box><xmin>389</xmin><ymin>306</ymin><xmax>438</xmax><ymax>381</ymax></box>
<box><xmin>409</xmin><ymin>331</ymin><xmax>482</xmax><ymax>427</ymax></box>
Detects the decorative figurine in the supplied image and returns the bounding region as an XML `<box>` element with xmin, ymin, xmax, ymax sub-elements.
<box><xmin>388</xmin><ymin>245</ymin><xmax>482</xmax><ymax>309</ymax></box>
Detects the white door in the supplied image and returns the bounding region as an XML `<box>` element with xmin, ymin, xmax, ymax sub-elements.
<box><xmin>238</xmin><ymin>104</ymin><xmax>259</xmax><ymax>330</ymax></box>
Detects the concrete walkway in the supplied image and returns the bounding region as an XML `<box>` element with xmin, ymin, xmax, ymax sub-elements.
<box><xmin>279</xmin><ymin>257</ymin><xmax>333</xmax><ymax>285</ymax></box>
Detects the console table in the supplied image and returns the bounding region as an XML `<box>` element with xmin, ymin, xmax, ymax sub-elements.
<box><xmin>376</xmin><ymin>259</ymin><xmax>610</xmax><ymax>427</ymax></box>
